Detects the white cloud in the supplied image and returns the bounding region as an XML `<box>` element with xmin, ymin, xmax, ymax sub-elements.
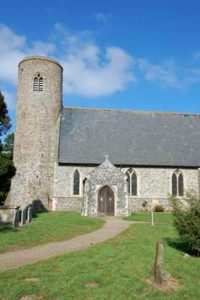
<box><xmin>61</xmin><ymin>43</ymin><xmax>135</xmax><ymax>97</ymax></box>
<box><xmin>28</xmin><ymin>41</ymin><xmax>55</xmax><ymax>56</ymax></box>
<box><xmin>0</xmin><ymin>24</ymin><xmax>55</xmax><ymax>85</ymax></box>
<box><xmin>0</xmin><ymin>25</ymin><xmax>25</xmax><ymax>84</ymax></box>
<box><xmin>184</xmin><ymin>68</ymin><xmax>200</xmax><ymax>84</ymax></box>
<box><xmin>1</xmin><ymin>22</ymin><xmax>200</xmax><ymax>102</ymax></box>
<box><xmin>138</xmin><ymin>58</ymin><xmax>180</xmax><ymax>88</ymax></box>
<box><xmin>0</xmin><ymin>23</ymin><xmax>134</xmax><ymax>98</ymax></box>
<box><xmin>94</xmin><ymin>13</ymin><xmax>108</xmax><ymax>24</ymax></box>
<box><xmin>193</xmin><ymin>51</ymin><xmax>200</xmax><ymax>61</ymax></box>
<box><xmin>53</xmin><ymin>25</ymin><xmax>135</xmax><ymax>96</ymax></box>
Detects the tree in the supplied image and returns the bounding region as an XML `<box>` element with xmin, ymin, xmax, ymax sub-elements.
<box><xmin>0</xmin><ymin>92</ymin><xmax>15</xmax><ymax>205</ymax></box>
<box><xmin>0</xmin><ymin>91</ymin><xmax>11</xmax><ymax>146</ymax></box>
<box><xmin>3</xmin><ymin>133</ymin><xmax>14</xmax><ymax>158</ymax></box>
<box><xmin>170</xmin><ymin>191</ymin><xmax>200</xmax><ymax>256</ymax></box>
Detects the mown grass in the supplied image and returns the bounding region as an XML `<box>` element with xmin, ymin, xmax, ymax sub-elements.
<box><xmin>0</xmin><ymin>212</ymin><xmax>104</xmax><ymax>253</ymax></box>
<box><xmin>0</xmin><ymin>213</ymin><xmax>199</xmax><ymax>300</ymax></box>
<box><xmin>125</xmin><ymin>212</ymin><xmax>173</xmax><ymax>223</ymax></box>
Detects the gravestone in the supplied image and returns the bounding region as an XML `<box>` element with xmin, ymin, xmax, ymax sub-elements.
<box><xmin>0</xmin><ymin>206</ymin><xmax>20</xmax><ymax>228</ymax></box>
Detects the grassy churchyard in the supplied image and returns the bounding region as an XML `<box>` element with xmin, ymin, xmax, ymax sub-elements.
<box><xmin>0</xmin><ymin>212</ymin><xmax>200</xmax><ymax>300</ymax></box>
<box><xmin>0</xmin><ymin>212</ymin><xmax>104</xmax><ymax>253</ymax></box>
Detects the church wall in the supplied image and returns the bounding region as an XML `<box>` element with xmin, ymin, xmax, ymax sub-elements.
<box><xmin>123</xmin><ymin>167</ymin><xmax>199</xmax><ymax>211</ymax></box>
<box><xmin>52</xmin><ymin>165</ymin><xmax>199</xmax><ymax>213</ymax></box>
<box><xmin>52</xmin><ymin>165</ymin><xmax>94</xmax><ymax>211</ymax></box>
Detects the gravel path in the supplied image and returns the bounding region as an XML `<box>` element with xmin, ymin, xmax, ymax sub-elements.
<box><xmin>0</xmin><ymin>218</ymin><xmax>134</xmax><ymax>271</ymax></box>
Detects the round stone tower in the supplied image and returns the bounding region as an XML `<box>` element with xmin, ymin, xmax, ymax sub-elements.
<box><xmin>10</xmin><ymin>56</ymin><xmax>63</xmax><ymax>209</ymax></box>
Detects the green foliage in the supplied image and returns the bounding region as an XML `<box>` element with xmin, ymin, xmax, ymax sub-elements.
<box><xmin>0</xmin><ymin>153</ymin><xmax>15</xmax><ymax>204</ymax></box>
<box><xmin>0</xmin><ymin>91</ymin><xmax>11</xmax><ymax>138</ymax></box>
<box><xmin>0</xmin><ymin>92</ymin><xmax>14</xmax><ymax>205</ymax></box>
<box><xmin>2</xmin><ymin>132</ymin><xmax>14</xmax><ymax>157</ymax></box>
<box><xmin>170</xmin><ymin>191</ymin><xmax>200</xmax><ymax>256</ymax></box>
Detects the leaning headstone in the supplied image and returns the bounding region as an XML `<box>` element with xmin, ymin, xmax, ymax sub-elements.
<box><xmin>13</xmin><ymin>209</ymin><xmax>20</xmax><ymax>228</ymax></box>
<box><xmin>153</xmin><ymin>242</ymin><xmax>170</xmax><ymax>284</ymax></box>
<box><xmin>0</xmin><ymin>206</ymin><xmax>20</xmax><ymax>228</ymax></box>
<box><xmin>20</xmin><ymin>209</ymin><xmax>27</xmax><ymax>226</ymax></box>
<box><xmin>147</xmin><ymin>242</ymin><xmax>179</xmax><ymax>292</ymax></box>
<box><xmin>27</xmin><ymin>206</ymin><xmax>32</xmax><ymax>223</ymax></box>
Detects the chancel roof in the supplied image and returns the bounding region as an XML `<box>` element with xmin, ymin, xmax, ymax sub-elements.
<box><xmin>58</xmin><ymin>107</ymin><xmax>200</xmax><ymax>167</ymax></box>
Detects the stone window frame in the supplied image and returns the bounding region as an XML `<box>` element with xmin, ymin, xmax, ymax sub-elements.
<box><xmin>72</xmin><ymin>169</ymin><xmax>81</xmax><ymax>196</ymax></box>
<box><xmin>33</xmin><ymin>73</ymin><xmax>44</xmax><ymax>92</ymax></box>
<box><xmin>126</xmin><ymin>168</ymin><xmax>138</xmax><ymax>197</ymax></box>
<box><xmin>171</xmin><ymin>169</ymin><xmax>184</xmax><ymax>197</ymax></box>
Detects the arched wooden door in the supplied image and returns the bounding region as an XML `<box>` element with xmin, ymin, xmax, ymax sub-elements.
<box><xmin>98</xmin><ymin>186</ymin><xmax>114</xmax><ymax>216</ymax></box>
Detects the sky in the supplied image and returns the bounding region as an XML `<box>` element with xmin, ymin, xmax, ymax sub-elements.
<box><xmin>1</xmin><ymin>0</ymin><xmax>200</xmax><ymax>130</ymax></box>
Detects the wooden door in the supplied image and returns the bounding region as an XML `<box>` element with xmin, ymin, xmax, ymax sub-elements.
<box><xmin>98</xmin><ymin>186</ymin><xmax>114</xmax><ymax>216</ymax></box>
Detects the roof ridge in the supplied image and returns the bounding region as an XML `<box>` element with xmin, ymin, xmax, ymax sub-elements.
<box><xmin>63</xmin><ymin>106</ymin><xmax>200</xmax><ymax>117</ymax></box>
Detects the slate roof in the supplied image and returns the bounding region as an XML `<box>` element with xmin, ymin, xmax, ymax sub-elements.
<box><xmin>58</xmin><ymin>107</ymin><xmax>200</xmax><ymax>167</ymax></box>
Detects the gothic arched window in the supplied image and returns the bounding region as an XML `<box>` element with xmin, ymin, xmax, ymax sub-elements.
<box><xmin>178</xmin><ymin>173</ymin><xmax>184</xmax><ymax>196</ymax></box>
<box><xmin>126</xmin><ymin>171</ymin><xmax>131</xmax><ymax>195</ymax></box>
<box><xmin>126</xmin><ymin>169</ymin><xmax>137</xmax><ymax>196</ymax></box>
<box><xmin>131</xmin><ymin>172</ymin><xmax>137</xmax><ymax>196</ymax></box>
<box><xmin>172</xmin><ymin>173</ymin><xmax>177</xmax><ymax>196</ymax></box>
<box><xmin>73</xmin><ymin>169</ymin><xmax>80</xmax><ymax>195</ymax></box>
<box><xmin>33</xmin><ymin>73</ymin><xmax>43</xmax><ymax>91</ymax></box>
<box><xmin>172</xmin><ymin>170</ymin><xmax>184</xmax><ymax>196</ymax></box>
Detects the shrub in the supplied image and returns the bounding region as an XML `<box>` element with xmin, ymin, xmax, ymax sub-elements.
<box><xmin>154</xmin><ymin>205</ymin><xmax>164</xmax><ymax>212</ymax></box>
<box><xmin>170</xmin><ymin>191</ymin><xmax>200</xmax><ymax>256</ymax></box>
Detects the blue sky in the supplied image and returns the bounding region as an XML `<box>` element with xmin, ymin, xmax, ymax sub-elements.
<box><xmin>1</xmin><ymin>0</ymin><xmax>200</xmax><ymax>129</ymax></box>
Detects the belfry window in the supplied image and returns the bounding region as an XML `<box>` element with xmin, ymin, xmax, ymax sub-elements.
<box><xmin>172</xmin><ymin>170</ymin><xmax>184</xmax><ymax>196</ymax></box>
<box><xmin>126</xmin><ymin>169</ymin><xmax>137</xmax><ymax>196</ymax></box>
<box><xmin>33</xmin><ymin>73</ymin><xmax>43</xmax><ymax>91</ymax></box>
<box><xmin>73</xmin><ymin>169</ymin><xmax>80</xmax><ymax>195</ymax></box>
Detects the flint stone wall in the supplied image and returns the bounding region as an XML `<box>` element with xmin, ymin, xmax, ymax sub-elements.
<box><xmin>9</xmin><ymin>57</ymin><xmax>62</xmax><ymax>209</ymax></box>
<box><xmin>52</xmin><ymin>164</ymin><xmax>199</xmax><ymax>214</ymax></box>
<box><xmin>53</xmin><ymin>197</ymin><xmax>83</xmax><ymax>211</ymax></box>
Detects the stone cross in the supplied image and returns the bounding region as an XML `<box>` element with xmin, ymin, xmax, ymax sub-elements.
<box><xmin>104</xmin><ymin>154</ymin><xmax>109</xmax><ymax>161</ymax></box>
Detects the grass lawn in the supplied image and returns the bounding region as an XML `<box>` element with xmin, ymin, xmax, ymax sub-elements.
<box><xmin>0</xmin><ymin>213</ymin><xmax>199</xmax><ymax>300</ymax></box>
<box><xmin>0</xmin><ymin>212</ymin><xmax>104</xmax><ymax>253</ymax></box>
<box><xmin>125</xmin><ymin>212</ymin><xmax>173</xmax><ymax>223</ymax></box>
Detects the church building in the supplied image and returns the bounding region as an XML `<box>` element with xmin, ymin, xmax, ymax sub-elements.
<box><xmin>9</xmin><ymin>56</ymin><xmax>200</xmax><ymax>216</ymax></box>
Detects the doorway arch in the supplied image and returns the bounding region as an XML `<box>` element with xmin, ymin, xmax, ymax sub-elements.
<box><xmin>98</xmin><ymin>186</ymin><xmax>114</xmax><ymax>216</ymax></box>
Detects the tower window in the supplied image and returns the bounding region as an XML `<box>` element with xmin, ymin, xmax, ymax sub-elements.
<box><xmin>33</xmin><ymin>73</ymin><xmax>43</xmax><ymax>91</ymax></box>
<box><xmin>172</xmin><ymin>170</ymin><xmax>184</xmax><ymax>197</ymax></box>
